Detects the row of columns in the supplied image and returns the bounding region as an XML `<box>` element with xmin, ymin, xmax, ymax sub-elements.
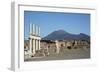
<box><xmin>29</xmin><ymin>39</ymin><xmax>40</xmax><ymax>55</ymax></box>
<box><xmin>29</xmin><ymin>23</ymin><xmax>41</xmax><ymax>56</ymax></box>
<box><xmin>30</xmin><ymin>23</ymin><xmax>40</xmax><ymax>36</ymax></box>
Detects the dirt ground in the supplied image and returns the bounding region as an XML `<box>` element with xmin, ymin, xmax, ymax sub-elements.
<box><xmin>24</xmin><ymin>48</ymin><xmax>90</xmax><ymax>61</ymax></box>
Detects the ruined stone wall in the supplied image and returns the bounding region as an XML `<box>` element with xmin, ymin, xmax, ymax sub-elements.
<box><xmin>24</xmin><ymin>40</ymin><xmax>90</xmax><ymax>51</ymax></box>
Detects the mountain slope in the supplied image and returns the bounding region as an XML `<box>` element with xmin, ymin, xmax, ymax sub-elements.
<box><xmin>42</xmin><ymin>30</ymin><xmax>90</xmax><ymax>41</ymax></box>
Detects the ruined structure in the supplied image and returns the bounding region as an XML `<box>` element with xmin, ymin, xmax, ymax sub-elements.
<box><xmin>29</xmin><ymin>23</ymin><xmax>41</xmax><ymax>57</ymax></box>
<box><xmin>24</xmin><ymin>24</ymin><xmax>90</xmax><ymax>58</ymax></box>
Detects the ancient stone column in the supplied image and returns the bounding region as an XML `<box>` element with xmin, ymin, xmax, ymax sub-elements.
<box><xmin>29</xmin><ymin>38</ymin><xmax>32</xmax><ymax>56</ymax></box>
<box><xmin>29</xmin><ymin>23</ymin><xmax>41</xmax><ymax>57</ymax></box>
<box><xmin>38</xmin><ymin>40</ymin><xmax>40</xmax><ymax>50</ymax></box>
<box><xmin>35</xmin><ymin>39</ymin><xmax>38</xmax><ymax>51</ymax></box>
<box><xmin>38</xmin><ymin>27</ymin><xmax>40</xmax><ymax>36</ymax></box>
<box><xmin>55</xmin><ymin>40</ymin><xmax>60</xmax><ymax>54</ymax></box>
<box><xmin>33</xmin><ymin>24</ymin><xmax>35</xmax><ymax>35</ymax></box>
<box><xmin>36</xmin><ymin>25</ymin><xmax>38</xmax><ymax>36</ymax></box>
<box><xmin>30</xmin><ymin>23</ymin><xmax>33</xmax><ymax>34</ymax></box>
<box><xmin>32</xmin><ymin>39</ymin><xmax>35</xmax><ymax>55</ymax></box>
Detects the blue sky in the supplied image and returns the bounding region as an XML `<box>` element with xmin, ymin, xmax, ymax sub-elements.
<box><xmin>24</xmin><ymin>11</ymin><xmax>90</xmax><ymax>40</ymax></box>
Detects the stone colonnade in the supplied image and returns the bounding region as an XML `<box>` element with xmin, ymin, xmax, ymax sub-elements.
<box><xmin>29</xmin><ymin>23</ymin><xmax>41</xmax><ymax>56</ymax></box>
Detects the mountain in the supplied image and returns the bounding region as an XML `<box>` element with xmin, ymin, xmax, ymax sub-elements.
<box><xmin>42</xmin><ymin>30</ymin><xmax>90</xmax><ymax>41</ymax></box>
